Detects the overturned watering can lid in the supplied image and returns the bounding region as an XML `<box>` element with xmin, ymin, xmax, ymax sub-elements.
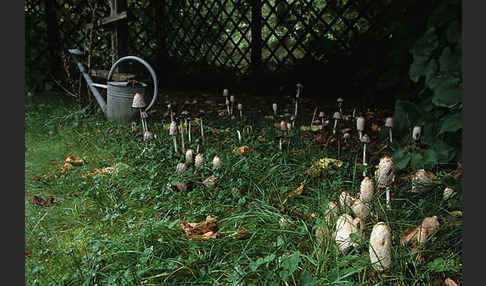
<box><xmin>132</xmin><ymin>93</ymin><xmax>147</xmax><ymax>108</ymax></box>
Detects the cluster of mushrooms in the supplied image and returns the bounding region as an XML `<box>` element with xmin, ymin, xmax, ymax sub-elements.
<box><xmin>313</xmin><ymin>155</ymin><xmax>442</xmax><ymax>272</ymax></box>
<box><xmin>131</xmin><ymin>86</ymin><xmax>453</xmax><ymax>274</ymax></box>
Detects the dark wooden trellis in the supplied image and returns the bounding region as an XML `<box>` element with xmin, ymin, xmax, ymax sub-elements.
<box><xmin>25</xmin><ymin>0</ymin><xmax>397</xmax><ymax>92</ymax></box>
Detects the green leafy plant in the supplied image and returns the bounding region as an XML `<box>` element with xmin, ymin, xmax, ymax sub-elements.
<box><xmin>392</xmin><ymin>0</ymin><xmax>461</xmax><ymax>171</ymax></box>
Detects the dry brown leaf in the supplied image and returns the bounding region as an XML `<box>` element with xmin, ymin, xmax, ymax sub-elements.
<box><xmin>237</xmin><ymin>145</ymin><xmax>250</xmax><ymax>154</ymax></box>
<box><xmin>444</xmin><ymin>278</ymin><xmax>459</xmax><ymax>286</ymax></box>
<box><xmin>81</xmin><ymin>163</ymin><xmax>129</xmax><ymax>179</ymax></box>
<box><xmin>179</xmin><ymin>215</ymin><xmax>218</xmax><ymax>239</ymax></box>
<box><xmin>29</xmin><ymin>196</ymin><xmax>58</xmax><ymax>207</ymax></box>
<box><xmin>228</xmin><ymin>227</ymin><xmax>252</xmax><ymax>239</ymax></box>
<box><xmin>312</xmin><ymin>134</ymin><xmax>326</xmax><ymax>144</ymax></box>
<box><xmin>64</xmin><ymin>156</ymin><xmax>84</xmax><ymax>166</ymax></box>
<box><xmin>371</xmin><ymin>123</ymin><xmax>381</xmax><ymax>132</ymax></box>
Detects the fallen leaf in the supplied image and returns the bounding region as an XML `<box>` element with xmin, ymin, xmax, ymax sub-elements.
<box><xmin>444</xmin><ymin>278</ymin><xmax>459</xmax><ymax>286</ymax></box>
<box><xmin>371</xmin><ymin>123</ymin><xmax>381</xmax><ymax>132</ymax></box>
<box><xmin>81</xmin><ymin>162</ymin><xmax>129</xmax><ymax>178</ymax></box>
<box><xmin>305</xmin><ymin>157</ymin><xmax>344</xmax><ymax>177</ymax></box>
<box><xmin>29</xmin><ymin>196</ymin><xmax>58</xmax><ymax>207</ymax></box>
<box><xmin>312</xmin><ymin>134</ymin><xmax>326</xmax><ymax>144</ymax></box>
<box><xmin>228</xmin><ymin>227</ymin><xmax>252</xmax><ymax>239</ymax></box>
<box><xmin>237</xmin><ymin>146</ymin><xmax>250</xmax><ymax>154</ymax></box>
<box><xmin>300</xmin><ymin>125</ymin><xmax>323</xmax><ymax>132</ymax></box>
<box><xmin>282</xmin><ymin>179</ymin><xmax>307</xmax><ymax>206</ymax></box>
<box><xmin>179</xmin><ymin>215</ymin><xmax>218</xmax><ymax>239</ymax></box>
<box><xmin>64</xmin><ymin>156</ymin><xmax>84</xmax><ymax>166</ymax></box>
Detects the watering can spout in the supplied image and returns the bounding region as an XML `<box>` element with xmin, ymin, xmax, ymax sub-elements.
<box><xmin>68</xmin><ymin>49</ymin><xmax>108</xmax><ymax>114</ymax></box>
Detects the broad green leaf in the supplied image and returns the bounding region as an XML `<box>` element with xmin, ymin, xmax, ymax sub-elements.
<box><xmin>395</xmin><ymin>100</ymin><xmax>424</xmax><ymax>125</ymax></box>
<box><xmin>409</xmin><ymin>55</ymin><xmax>430</xmax><ymax>82</ymax></box>
<box><xmin>432</xmin><ymin>89</ymin><xmax>461</xmax><ymax>108</ymax></box>
<box><xmin>410</xmin><ymin>27</ymin><xmax>438</xmax><ymax>58</ymax></box>
<box><xmin>439</xmin><ymin>47</ymin><xmax>460</xmax><ymax>73</ymax></box>
<box><xmin>438</xmin><ymin>112</ymin><xmax>462</xmax><ymax>135</ymax></box>
<box><xmin>424</xmin><ymin>59</ymin><xmax>438</xmax><ymax>86</ymax></box>
<box><xmin>423</xmin><ymin>149</ymin><xmax>438</xmax><ymax>169</ymax></box>
<box><xmin>433</xmin><ymin>140</ymin><xmax>455</xmax><ymax>162</ymax></box>
<box><xmin>410</xmin><ymin>152</ymin><xmax>424</xmax><ymax>170</ymax></box>
<box><xmin>446</xmin><ymin>20</ymin><xmax>461</xmax><ymax>44</ymax></box>
<box><xmin>393</xmin><ymin>149</ymin><xmax>411</xmax><ymax>170</ymax></box>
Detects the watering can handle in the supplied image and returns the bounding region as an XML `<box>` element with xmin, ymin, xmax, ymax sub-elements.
<box><xmin>107</xmin><ymin>56</ymin><xmax>158</xmax><ymax>112</ymax></box>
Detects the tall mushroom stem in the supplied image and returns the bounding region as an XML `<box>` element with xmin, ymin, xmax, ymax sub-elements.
<box><xmin>173</xmin><ymin>136</ymin><xmax>178</xmax><ymax>153</ymax></box>
<box><xmin>188</xmin><ymin>121</ymin><xmax>192</xmax><ymax>143</ymax></box>
<box><xmin>388</xmin><ymin>128</ymin><xmax>393</xmax><ymax>143</ymax></box>
<box><xmin>180</xmin><ymin>122</ymin><xmax>185</xmax><ymax>154</ymax></box>
<box><xmin>237</xmin><ymin>130</ymin><xmax>242</xmax><ymax>144</ymax></box>
<box><xmin>200</xmin><ymin>117</ymin><xmax>204</xmax><ymax>144</ymax></box>
<box><xmin>363</xmin><ymin>142</ymin><xmax>367</xmax><ymax>176</ymax></box>
<box><xmin>386</xmin><ymin>186</ymin><xmax>391</xmax><ymax>209</ymax></box>
<box><xmin>139</xmin><ymin>109</ymin><xmax>146</xmax><ymax>133</ymax></box>
<box><xmin>333</xmin><ymin>119</ymin><xmax>338</xmax><ymax>135</ymax></box>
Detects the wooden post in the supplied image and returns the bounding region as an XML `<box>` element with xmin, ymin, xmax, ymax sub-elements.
<box><xmin>250</xmin><ymin>0</ymin><xmax>262</xmax><ymax>79</ymax></box>
<box><xmin>249</xmin><ymin>0</ymin><xmax>263</xmax><ymax>94</ymax></box>
<box><xmin>153</xmin><ymin>0</ymin><xmax>168</xmax><ymax>87</ymax></box>
<box><xmin>111</xmin><ymin>0</ymin><xmax>129</xmax><ymax>73</ymax></box>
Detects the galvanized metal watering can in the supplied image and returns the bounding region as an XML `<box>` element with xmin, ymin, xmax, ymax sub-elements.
<box><xmin>68</xmin><ymin>49</ymin><xmax>158</xmax><ymax>123</ymax></box>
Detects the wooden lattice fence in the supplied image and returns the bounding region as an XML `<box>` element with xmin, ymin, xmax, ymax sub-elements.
<box><xmin>25</xmin><ymin>0</ymin><xmax>396</xmax><ymax>93</ymax></box>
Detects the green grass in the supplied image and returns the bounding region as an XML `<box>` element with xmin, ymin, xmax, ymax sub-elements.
<box><xmin>25</xmin><ymin>91</ymin><xmax>462</xmax><ymax>285</ymax></box>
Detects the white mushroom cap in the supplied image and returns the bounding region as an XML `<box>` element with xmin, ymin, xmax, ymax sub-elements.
<box><xmin>319</xmin><ymin>111</ymin><xmax>325</xmax><ymax>118</ymax></box>
<box><xmin>237</xmin><ymin>103</ymin><xmax>243</xmax><ymax>110</ymax></box>
<box><xmin>359</xmin><ymin>176</ymin><xmax>374</xmax><ymax>203</ymax></box>
<box><xmin>272</xmin><ymin>103</ymin><xmax>278</xmax><ymax>112</ymax></box>
<box><xmin>185</xmin><ymin>149</ymin><xmax>194</xmax><ymax>165</ymax></box>
<box><xmin>334</xmin><ymin>214</ymin><xmax>361</xmax><ymax>252</ymax></box>
<box><xmin>169</xmin><ymin>121</ymin><xmax>178</xmax><ymax>136</ymax></box>
<box><xmin>443</xmin><ymin>187</ymin><xmax>455</xmax><ymax>200</ymax></box>
<box><xmin>333</xmin><ymin>111</ymin><xmax>342</xmax><ymax>120</ymax></box>
<box><xmin>339</xmin><ymin>191</ymin><xmax>354</xmax><ymax>210</ymax></box>
<box><xmin>195</xmin><ymin>153</ymin><xmax>204</xmax><ymax>168</ymax></box>
<box><xmin>351</xmin><ymin>198</ymin><xmax>370</xmax><ymax>220</ymax></box>
<box><xmin>176</xmin><ymin>162</ymin><xmax>186</xmax><ymax>173</ymax></box>
<box><xmin>212</xmin><ymin>155</ymin><xmax>222</xmax><ymax>169</ymax></box>
<box><xmin>411</xmin><ymin>169</ymin><xmax>435</xmax><ymax>193</ymax></box>
<box><xmin>223</xmin><ymin>89</ymin><xmax>229</xmax><ymax>97</ymax></box>
<box><xmin>230</xmin><ymin>95</ymin><xmax>235</xmax><ymax>103</ymax></box>
<box><xmin>175</xmin><ymin>182</ymin><xmax>187</xmax><ymax>192</ymax></box>
<box><xmin>385</xmin><ymin>117</ymin><xmax>394</xmax><ymax>128</ymax></box>
<box><xmin>286</xmin><ymin>122</ymin><xmax>292</xmax><ymax>131</ymax></box>
<box><xmin>412</xmin><ymin>126</ymin><xmax>422</xmax><ymax>141</ymax></box>
<box><xmin>343</xmin><ymin>132</ymin><xmax>350</xmax><ymax>139</ymax></box>
<box><xmin>356</xmin><ymin>116</ymin><xmax>365</xmax><ymax>131</ymax></box>
<box><xmin>360</xmin><ymin>134</ymin><xmax>370</xmax><ymax>143</ymax></box>
<box><xmin>337</xmin><ymin>97</ymin><xmax>344</xmax><ymax>103</ymax></box>
<box><xmin>132</xmin><ymin>92</ymin><xmax>147</xmax><ymax>108</ymax></box>
<box><xmin>143</xmin><ymin>130</ymin><xmax>154</xmax><ymax>141</ymax></box>
<box><xmin>280</xmin><ymin>120</ymin><xmax>287</xmax><ymax>131</ymax></box>
<box><xmin>377</xmin><ymin>156</ymin><xmax>394</xmax><ymax>188</ymax></box>
<box><xmin>202</xmin><ymin>175</ymin><xmax>217</xmax><ymax>189</ymax></box>
<box><xmin>369</xmin><ymin>222</ymin><xmax>392</xmax><ymax>272</ymax></box>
